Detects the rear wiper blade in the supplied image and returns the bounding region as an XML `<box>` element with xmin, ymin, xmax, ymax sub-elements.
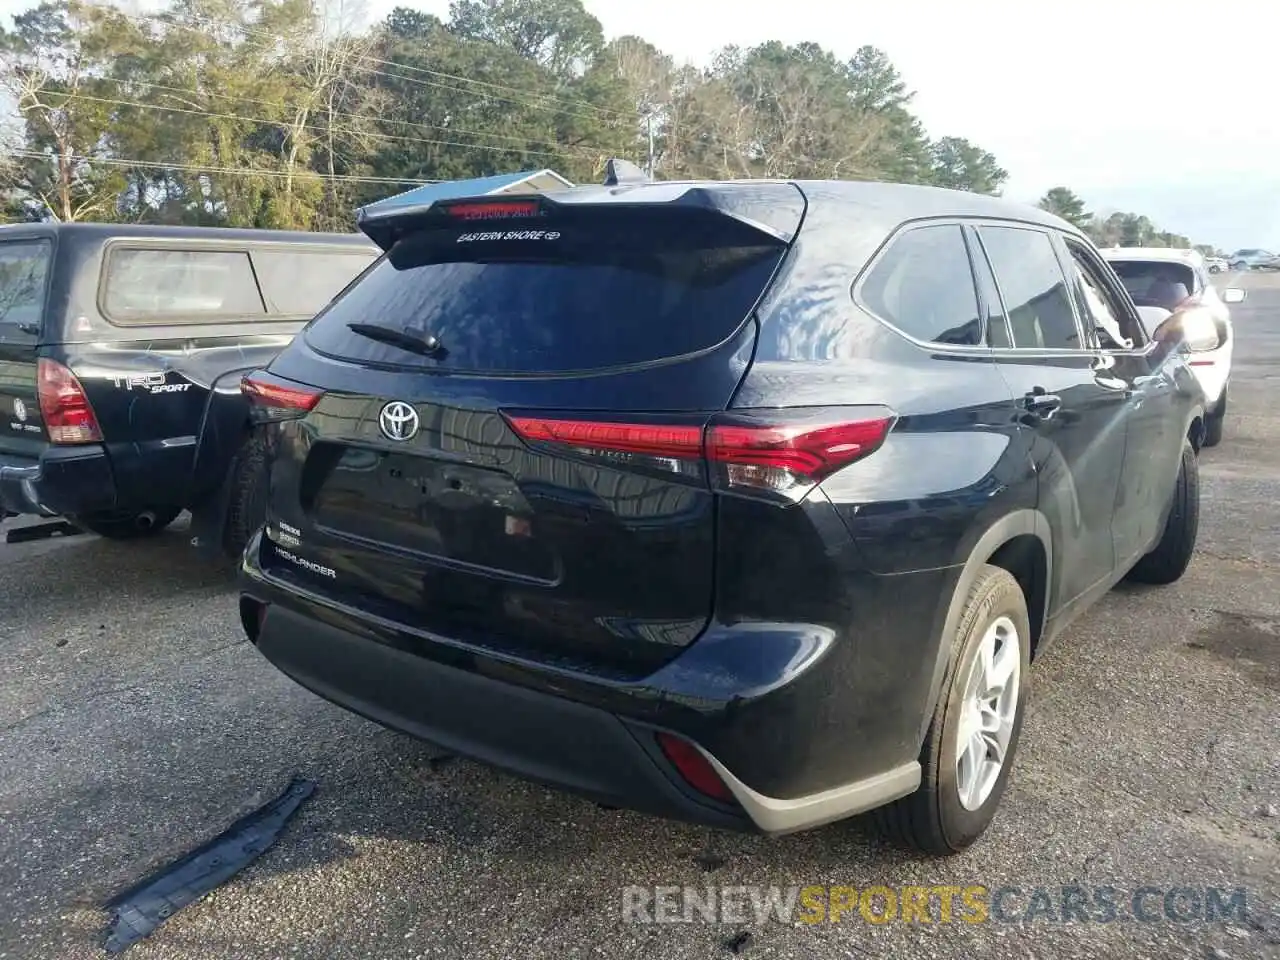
<box><xmin>346</xmin><ymin>322</ymin><xmax>445</xmax><ymax>358</ymax></box>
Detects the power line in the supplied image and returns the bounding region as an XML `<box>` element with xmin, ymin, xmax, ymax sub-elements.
<box><xmin>93</xmin><ymin>75</ymin><xmax>607</xmax><ymax>157</ymax></box>
<box><xmin>5</xmin><ymin>149</ymin><xmax>434</xmax><ymax>185</ymax></box>
<box><xmin>62</xmin><ymin>90</ymin><xmax>582</xmax><ymax>160</ymax></box>
<box><xmin>126</xmin><ymin>10</ymin><xmax>630</xmax><ymax>124</ymax></box>
<box><xmin>351</xmin><ymin>49</ymin><xmax>627</xmax><ymax>122</ymax></box>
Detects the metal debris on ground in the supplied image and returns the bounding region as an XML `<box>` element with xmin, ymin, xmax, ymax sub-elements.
<box><xmin>102</xmin><ymin>777</ymin><xmax>316</xmax><ymax>953</ymax></box>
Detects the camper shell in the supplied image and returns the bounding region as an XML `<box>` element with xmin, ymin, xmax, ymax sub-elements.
<box><xmin>0</xmin><ymin>222</ymin><xmax>378</xmax><ymax>547</ymax></box>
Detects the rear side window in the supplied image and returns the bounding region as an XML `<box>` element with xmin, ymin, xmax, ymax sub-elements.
<box><xmin>252</xmin><ymin>248</ymin><xmax>378</xmax><ymax>317</ymax></box>
<box><xmin>0</xmin><ymin>240</ymin><xmax>51</xmax><ymax>343</ymax></box>
<box><xmin>303</xmin><ymin>220</ymin><xmax>786</xmax><ymax>374</ymax></box>
<box><xmin>977</xmin><ymin>226</ymin><xmax>1081</xmax><ymax>350</ymax></box>
<box><xmin>102</xmin><ymin>248</ymin><xmax>265</xmax><ymax>323</ymax></box>
<box><xmin>860</xmin><ymin>224</ymin><xmax>983</xmax><ymax>346</ymax></box>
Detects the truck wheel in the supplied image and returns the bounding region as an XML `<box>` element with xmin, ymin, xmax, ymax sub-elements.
<box><xmin>875</xmin><ymin>565</ymin><xmax>1030</xmax><ymax>855</ymax></box>
<box><xmin>1202</xmin><ymin>390</ymin><xmax>1226</xmax><ymax>448</ymax></box>
<box><xmin>78</xmin><ymin>507</ymin><xmax>181</xmax><ymax>540</ymax></box>
<box><xmin>222</xmin><ymin>429</ymin><xmax>271</xmax><ymax>559</ymax></box>
<box><xmin>1126</xmin><ymin>440</ymin><xmax>1199</xmax><ymax>585</ymax></box>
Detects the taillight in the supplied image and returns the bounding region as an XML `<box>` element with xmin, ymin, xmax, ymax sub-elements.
<box><xmin>504</xmin><ymin>406</ymin><xmax>894</xmax><ymax>503</ymax></box>
<box><xmin>655</xmin><ymin>733</ymin><xmax>734</xmax><ymax>803</ymax></box>
<box><xmin>504</xmin><ymin>416</ymin><xmax>707</xmax><ymax>482</ymax></box>
<box><xmin>37</xmin><ymin>358</ymin><xmax>103</xmax><ymax>444</ymax></box>
<box><xmin>241</xmin><ymin>370</ymin><xmax>323</xmax><ymax>422</ymax></box>
<box><xmin>706</xmin><ymin>409</ymin><xmax>894</xmax><ymax>501</ymax></box>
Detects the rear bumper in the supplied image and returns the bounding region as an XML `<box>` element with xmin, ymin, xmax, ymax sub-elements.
<box><xmin>239</xmin><ymin>533</ymin><xmax>924</xmax><ymax>835</ymax></box>
<box><xmin>0</xmin><ymin>446</ymin><xmax>117</xmax><ymax>518</ymax></box>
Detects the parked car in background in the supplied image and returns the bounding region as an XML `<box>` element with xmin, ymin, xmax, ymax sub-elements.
<box><xmin>0</xmin><ymin>223</ymin><xmax>378</xmax><ymax>550</ymax></box>
<box><xmin>1205</xmin><ymin>256</ymin><xmax>1229</xmax><ymax>274</ymax></box>
<box><xmin>1229</xmin><ymin>248</ymin><xmax>1276</xmax><ymax>271</ymax></box>
<box><xmin>1102</xmin><ymin>246</ymin><xmax>1244</xmax><ymax>447</ymax></box>
<box><xmin>237</xmin><ymin>176</ymin><xmax>1213</xmax><ymax>856</ymax></box>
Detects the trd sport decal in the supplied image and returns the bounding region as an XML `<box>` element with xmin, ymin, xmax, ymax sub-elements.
<box><xmin>110</xmin><ymin>373</ymin><xmax>193</xmax><ymax>394</ymax></box>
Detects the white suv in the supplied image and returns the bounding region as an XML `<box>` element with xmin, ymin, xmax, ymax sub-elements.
<box><xmin>1101</xmin><ymin>246</ymin><xmax>1245</xmax><ymax>448</ymax></box>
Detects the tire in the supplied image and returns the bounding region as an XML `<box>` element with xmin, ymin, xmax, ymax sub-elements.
<box><xmin>875</xmin><ymin>565</ymin><xmax>1031</xmax><ymax>855</ymax></box>
<box><xmin>1126</xmin><ymin>440</ymin><xmax>1199</xmax><ymax>585</ymax></box>
<box><xmin>222</xmin><ymin>428</ymin><xmax>271</xmax><ymax>559</ymax></box>
<box><xmin>78</xmin><ymin>506</ymin><xmax>181</xmax><ymax>540</ymax></box>
<box><xmin>1202</xmin><ymin>390</ymin><xmax>1226</xmax><ymax>448</ymax></box>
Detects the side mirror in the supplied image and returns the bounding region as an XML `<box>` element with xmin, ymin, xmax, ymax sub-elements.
<box><xmin>1222</xmin><ymin>287</ymin><xmax>1246</xmax><ymax>304</ymax></box>
<box><xmin>1153</xmin><ymin>305</ymin><xmax>1223</xmax><ymax>353</ymax></box>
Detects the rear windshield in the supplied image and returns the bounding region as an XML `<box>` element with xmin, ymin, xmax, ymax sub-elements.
<box><xmin>0</xmin><ymin>239</ymin><xmax>51</xmax><ymax>344</ymax></box>
<box><xmin>1108</xmin><ymin>260</ymin><xmax>1197</xmax><ymax>311</ymax></box>
<box><xmin>302</xmin><ymin>219</ymin><xmax>786</xmax><ymax>374</ymax></box>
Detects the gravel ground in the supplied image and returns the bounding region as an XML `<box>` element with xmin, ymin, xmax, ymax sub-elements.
<box><xmin>2</xmin><ymin>274</ymin><xmax>1278</xmax><ymax>960</ymax></box>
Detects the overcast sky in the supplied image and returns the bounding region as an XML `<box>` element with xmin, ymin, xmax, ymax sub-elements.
<box><xmin>4</xmin><ymin>0</ymin><xmax>1277</xmax><ymax>250</ymax></box>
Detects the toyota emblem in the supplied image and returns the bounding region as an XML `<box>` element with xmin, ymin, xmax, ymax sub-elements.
<box><xmin>379</xmin><ymin>401</ymin><xmax>419</xmax><ymax>441</ymax></box>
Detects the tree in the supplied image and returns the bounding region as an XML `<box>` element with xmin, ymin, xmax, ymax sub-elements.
<box><xmin>715</xmin><ymin>42</ymin><xmax>886</xmax><ymax>180</ymax></box>
<box><xmin>363</xmin><ymin>8</ymin><xmax>627</xmax><ymax>190</ymax></box>
<box><xmin>1038</xmin><ymin>186</ymin><xmax>1090</xmax><ymax>229</ymax></box>
<box><xmin>0</xmin><ymin>0</ymin><xmax>132</xmax><ymax>221</ymax></box>
<box><xmin>448</xmin><ymin>0</ymin><xmax>603</xmax><ymax>80</ymax></box>
<box><xmin>928</xmin><ymin>136</ymin><xmax>1007</xmax><ymax>195</ymax></box>
<box><xmin>599</xmin><ymin>35</ymin><xmax>672</xmax><ymax>173</ymax></box>
<box><xmin>844</xmin><ymin>45</ymin><xmax>931</xmax><ymax>184</ymax></box>
<box><xmin>0</xmin><ymin>0</ymin><xmax>1214</xmax><ymax>252</ymax></box>
<box><xmin>1082</xmin><ymin>208</ymin><xmax>1195</xmax><ymax>250</ymax></box>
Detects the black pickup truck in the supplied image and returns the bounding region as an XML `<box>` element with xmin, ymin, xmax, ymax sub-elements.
<box><xmin>0</xmin><ymin>223</ymin><xmax>377</xmax><ymax>554</ymax></box>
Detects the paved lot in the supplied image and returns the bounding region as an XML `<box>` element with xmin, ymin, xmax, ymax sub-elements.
<box><xmin>2</xmin><ymin>275</ymin><xmax>1278</xmax><ymax>960</ymax></box>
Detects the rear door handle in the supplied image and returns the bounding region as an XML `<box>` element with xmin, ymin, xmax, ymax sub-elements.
<box><xmin>1022</xmin><ymin>391</ymin><xmax>1062</xmax><ymax>419</ymax></box>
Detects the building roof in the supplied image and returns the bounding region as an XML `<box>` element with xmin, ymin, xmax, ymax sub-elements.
<box><xmin>359</xmin><ymin>169</ymin><xmax>575</xmax><ymax>218</ymax></box>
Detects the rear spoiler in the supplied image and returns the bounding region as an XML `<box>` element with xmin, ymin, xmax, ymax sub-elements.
<box><xmin>356</xmin><ymin>164</ymin><xmax>806</xmax><ymax>253</ymax></box>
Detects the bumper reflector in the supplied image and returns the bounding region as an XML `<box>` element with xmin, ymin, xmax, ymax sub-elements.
<box><xmin>655</xmin><ymin>732</ymin><xmax>734</xmax><ymax>803</ymax></box>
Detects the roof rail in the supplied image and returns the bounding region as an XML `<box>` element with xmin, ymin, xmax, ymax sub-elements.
<box><xmin>602</xmin><ymin>158</ymin><xmax>649</xmax><ymax>187</ymax></box>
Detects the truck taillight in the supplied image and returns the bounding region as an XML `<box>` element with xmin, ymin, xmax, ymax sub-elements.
<box><xmin>37</xmin><ymin>358</ymin><xmax>103</xmax><ymax>444</ymax></box>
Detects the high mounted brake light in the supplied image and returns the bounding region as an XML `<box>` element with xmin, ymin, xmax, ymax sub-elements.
<box><xmin>37</xmin><ymin>359</ymin><xmax>103</xmax><ymax>444</ymax></box>
<box><xmin>442</xmin><ymin>199</ymin><xmax>542</xmax><ymax>221</ymax></box>
<box><xmin>504</xmin><ymin>407</ymin><xmax>895</xmax><ymax>503</ymax></box>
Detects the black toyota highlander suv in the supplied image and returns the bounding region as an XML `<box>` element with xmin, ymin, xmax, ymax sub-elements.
<box><xmin>237</xmin><ymin>176</ymin><xmax>1214</xmax><ymax>855</ymax></box>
